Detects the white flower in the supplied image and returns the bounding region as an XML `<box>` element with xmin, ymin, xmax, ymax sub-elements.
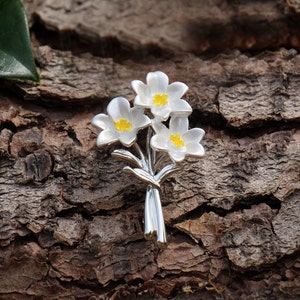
<box><xmin>92</xmin><ymin>97</ymin><xmax>151</xmax><ymax>147</ymax></box>
<box><xmin>150</xmin><ymin>117</ymin><xmax>205</xmax><ymax>162</ymax></box>
<box><xmin>131</xmin><ymin>71</ymin><xmax>192</xmax><ymax>121</ymax></box>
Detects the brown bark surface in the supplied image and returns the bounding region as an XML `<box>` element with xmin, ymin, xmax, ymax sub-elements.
<box><xmin>0</xmin><ymin>0</ymin><xmax>300</xmax><ymax>299</ymax></box>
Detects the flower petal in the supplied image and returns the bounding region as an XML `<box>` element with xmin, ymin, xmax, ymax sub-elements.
<box><xmin>169</xmin><ymin>150</ymin><xmax>186</xmax><ymax>162</ymax></box>
<box><xmin>151</xmin><ymin>133</ymin><xmax>169</xmax><ymax>151</ymax></box>
<box><xmin>170</xmin><ymin>99</ymin><xmax>192</xmax><ymax>117</ymax></box>
<box><xmin>167</xmin><ymin>82</ymin><xmax>188</xmax><ymax>101</ymax></box>
<box><xmin>119</xmin><ymin>131</ymin><xmax>137</xmax><ymax>147</ymax></box>
<box><xmin>151</xmin><ymin>104</ymin><xmax>170</xmax><ymax>120</ymax></box>
<box><xmin>147</xmin><ymin>71</ymin><xmax>169</xmax><ymax>94</ymax></box>
<box><xmin>134</xmin><ymin>95</ymin><xmax>151</xmax><ymax>108</ymax></box>
<box><xmin>151</xmin><ymin>119</ymin><xmax>167</xmax><ymax>133</ymax></box>
<box><xmin>183</xmin><ymin>128</ymin><xmax>205</xmax><ymax>143</ymax></box>
<box><xmin>107</xmin><ymin>97</ymin><xmax>131</xmax><ymax>120</ymax></box>
<box><xmin>132</xmin><ymin>80</ymin><xmax>150</xmax><ymax>107</ymax></box>
<box><xmin>131</xmin><ymin>80</ymin><xmax>148</xmax><ymax>97</ymax></box>
<box><xmin>169</xmin><ymin>117</ymin><xmax>189</xmax><ymax>134</ymax></box>
<box><xmin>131</xmin><ymin>107</ymin><xmax>151</xmax><ymax>129</ymax></box>
<box><xmin>92</xmin><ymin>114</ymin><xmax>113</xmax><ymax>130</ymax></box>
<box><xmin>186</xmin><ymin>143</ymin><xmax>205</xmax><ymax>157</ymax></box>
<box><xmin>97</xmin><ymin>130</ymin><xmax>119</xmax><ymax>146</ymax></box>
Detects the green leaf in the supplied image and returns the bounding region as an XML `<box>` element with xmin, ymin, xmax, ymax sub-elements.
<box><xmin>0</xmin><ymin>0</ymin><xmax>39</xmax><ymax>82</ymax></box>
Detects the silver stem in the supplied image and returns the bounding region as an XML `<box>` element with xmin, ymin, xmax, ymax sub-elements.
<box><xmin>113</xmin><ymin>127</ymin><xmax>168</xmax><ymax>243</ymax></box>
<box><xmin>144</xmin><ymin>185</ymin><xmax>166</xmax><ymax>244</ymax></box>
<box><xmin>146</xmin><ymin>127</ymin><xmax>154</xmax><ymax>175</ymax></box>
<box><xmin>144</xmin><ymin>185</ymin><xmax>157</xmax><ymax>236</ymax></box>
<box><xmin>152</xmin><ymin>187</ymin><xmax>166</xmax><ymax>243</ymax></box>
<box><xmin>133</xmin><ymin>142</ymin><xmax>148</xmax><ymax>171</ymax></box>
<box><xmin>144</xmin><ymin>126</ymin><xmax>167</xmax><ymax>244</ymax></box>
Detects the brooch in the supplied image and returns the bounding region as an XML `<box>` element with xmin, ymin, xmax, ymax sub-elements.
<box><xmin>92</xmin><ymin>71</ymin><xmax>205</xmax><ymax>244</ymax></box>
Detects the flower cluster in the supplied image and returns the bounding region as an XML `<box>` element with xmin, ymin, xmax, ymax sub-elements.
<box><xmin>92</xmin><ymin>71</ymin><xmax>205</xmax><ymax>162</ymax></box>
<box><xmin>92</xmin><ymin>71</ymin><xmax>205</xmax><ymax>244</ymax></box>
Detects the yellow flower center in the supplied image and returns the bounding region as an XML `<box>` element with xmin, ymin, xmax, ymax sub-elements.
<box><xmin>153</xmin><ymin>93</ymin><xmax>168</xmax><ymax>106</ymax></box>
<box><xmin>114</xmin><ymin>118</ymin><xmax>132</xmax><ymax>132</ymax></box>
<box><xmin>170</xmin><ymin>133</ymin><xmax>184</xmax><ymax>148</ymax></box>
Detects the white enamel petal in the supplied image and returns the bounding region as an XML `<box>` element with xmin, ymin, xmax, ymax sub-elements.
<box><xmin>147</xmin><ymin>71</ymin><xmax>169</xmax><ymax>94</ymax></box>
<box><xmin>97</xmin><ymin>130</ymin><xmax>119</xmax><ymax>146</ymax></box>
<box><xmin>151</xmin><ymin>104</ymin><xmax>170</xmax><ymax>120</ymax></box>
<box><xmin>167</xmin><ymin>82</ymin><xmax>188</xmax><ymax>101</ymax></box>
<box><xmin>169</xmin><ymin>150</ymin><xmax>186</xmax><ymax>162</ymax></box>
<box><xmin>186</xmin><ymin>143</ymin><xmax>205</xmax><ymax>157</ymax></box>
<box><xmin>134</xmin><ymin>95</ymin><xmax>151</xmax><ymax>108</ymax></box>
<box><xmin>132</xmin><ymin>80</ymin><xmax>150</xmax><ymax>107</ymax></box>
<box><xmin>168</xmin><ymin>141</ymin><xmax>186</xmax><ymax>153</ymax></box>
<box><xmin>131</xmin><ymin>107</ymin><xmax>151</xmax><ymax>129</ymax></box>
<box><xmin>183</xmin><ymin>128</ymin><xmax>205</xmax><ymax>143</ymax></box>
<box><xmin>170</xmin><ymin>99</ymin><xmax>192</xmax><ymax>117</ymax></box>
<box><xmin>151</xmin><ymin>132</ymin><xmax>169</xmax><ymax>151</ymax></box>
<box><xmin>107</xmin><ymin>97</ymin><xmax>131</xmax><ymax>120</ymax></box>
<box><xmin>119</xmin><ymin>131</ymin><xmax>137</xmax><ymax>147</ymax></box>
<box><xmin>92</xmin><ymin>114</ymin><xmax>113</xmax><ymax>130</ymax></box>
<box><xmin>151</xmin><ymin>118</ymin><xmax>167</xmax><ymax>133</ymax></box>
<box><xmin>131</xmin><ymin>80</ymin><xmax>148</xmax><ymax>97</ymax></box>
<box><xmin>169</xmin><ymin>117</ymin><xmax>189</xmax><ymax>134</ymax></box>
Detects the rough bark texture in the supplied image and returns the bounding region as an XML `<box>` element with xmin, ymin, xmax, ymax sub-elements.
<box><xmin>0</xmin><ymin>0</ymin><xmax>300</xmax><ymax>299</ymax></box>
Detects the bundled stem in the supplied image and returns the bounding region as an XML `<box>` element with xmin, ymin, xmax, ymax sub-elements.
<box><xmin>144</xmin><ymin>185</ymin><xmax>166</xmax><ymax>243</ymax></box>
<box><xmin>112</xmin><ymin>127</ymin><xmax>175</xmax><ymax>243</ymax></box>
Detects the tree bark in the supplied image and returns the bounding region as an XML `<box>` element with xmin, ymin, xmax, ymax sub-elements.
<box><xmin>0</xmin><ymin>0</ymin><xmax>299</xmax><ymax>299</ymax></box>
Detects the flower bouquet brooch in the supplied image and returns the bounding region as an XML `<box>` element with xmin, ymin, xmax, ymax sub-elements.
<box><xmin>92</xmin><ymin>71</ymin><xmax>205</xmax><ymax>244</ymax></box>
